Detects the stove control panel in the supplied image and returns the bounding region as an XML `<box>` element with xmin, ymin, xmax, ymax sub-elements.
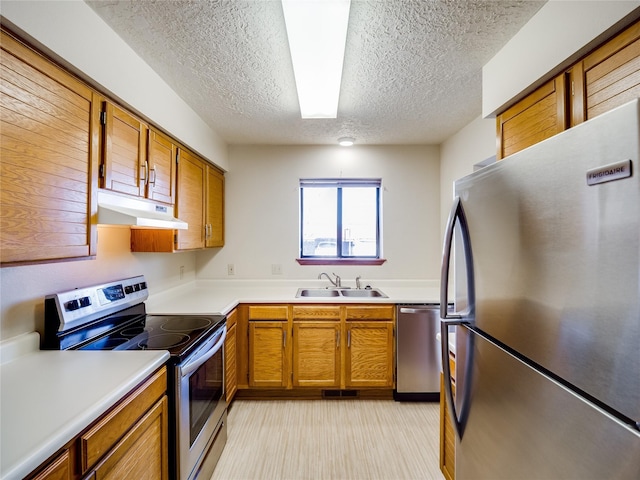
<box><xmin>46</xmin><ymin>276</ymin><xmax>149</xmax><ymax>332</ymax></box>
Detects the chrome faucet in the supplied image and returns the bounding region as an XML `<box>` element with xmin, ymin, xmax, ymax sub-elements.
<box><xmin>318</xmin><ymin>272</ymin><xmax>341</xmax><ymax>288</ymax></box>
<box><xmin>355</xmin><ymin>276</ymin><xmax>362</xmax><ymax>289</ymax></box>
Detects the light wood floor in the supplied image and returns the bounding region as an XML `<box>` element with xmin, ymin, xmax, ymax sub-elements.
<box><xmin>210</xmin><ymin>399</ymin><xmax>446</xmax><ymax>480</ymax></box>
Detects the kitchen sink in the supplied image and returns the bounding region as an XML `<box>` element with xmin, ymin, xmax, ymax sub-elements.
<box><xmin>339</xmin><ymin>289</ymin><xmax>387</xmax><ymax>298</ymax></box>
<box><xmin>295</xmin><ymin>288</ymin><xmax>387</xmax><ymax>298</ymax></box>
<box><xmin>296</xmin><ymin>288</ymin><xmax>341</xmax><ymax>297</ymax></box>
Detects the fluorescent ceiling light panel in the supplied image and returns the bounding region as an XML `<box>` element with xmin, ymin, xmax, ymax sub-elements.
<box><xmin>282</xmin><ymin>0</ymin><xmax>351</xmax><ymax>119</ymax></box>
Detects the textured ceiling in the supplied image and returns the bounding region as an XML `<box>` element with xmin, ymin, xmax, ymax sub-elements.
<box><xmin>86</xmin><ymin>0</ymin><xmax>546</xmax><ymax>146</ymax></box>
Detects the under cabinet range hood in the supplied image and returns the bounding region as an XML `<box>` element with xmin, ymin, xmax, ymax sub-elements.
<box><xmin>97</xmin><ymin>190</ymin><xmax>188</xmax><ymax>229</ymax></box>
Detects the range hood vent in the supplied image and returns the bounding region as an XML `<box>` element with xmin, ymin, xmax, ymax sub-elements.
<box><xmin>97</xmin><ymin>190</ymin><xmax>188</xmax><ymax>230</ymax></box>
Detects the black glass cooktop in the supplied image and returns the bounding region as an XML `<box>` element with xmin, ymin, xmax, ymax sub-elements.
<box><xmin>77</xmin><ymin>313</ymin><xmax>225</xmax><ymax>361</ymax></box>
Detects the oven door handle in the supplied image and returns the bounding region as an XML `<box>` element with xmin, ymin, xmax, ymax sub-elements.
<box><xmin>180</xmin><ymin>326</ymin><xmax>227</xmax><ymax>378</ymax></box>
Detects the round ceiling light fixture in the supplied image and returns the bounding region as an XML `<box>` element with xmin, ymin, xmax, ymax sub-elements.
<box><xmin>338</xmin><ymin>136</ymin><xmax>355</xmax><ymax>147</ymax></box>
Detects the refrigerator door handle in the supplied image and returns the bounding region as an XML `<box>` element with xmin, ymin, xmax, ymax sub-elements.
<box><xmin>440</xmin><ymin>196</ymin><xmax>475</xmax><ymax>319</ymax></box>
<box><xmin>441</xmin><ymin>318</ymin><xmax>470</xmax><ymax>439</ymax></box>
<box><xmin>440</xmin><ymin>195</ymin><xmax>475</xmax><ymax>439</ymax></box>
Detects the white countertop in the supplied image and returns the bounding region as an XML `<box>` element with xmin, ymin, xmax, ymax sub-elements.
<box><xmin>145</xmin><ymin>279</ymin><xmax>442</xmax><ymax>315</ymax></box>
<box><xmin>0</xmin><ymin>333</ymin><xmax>169</xmax><ymax>480</ymax></box>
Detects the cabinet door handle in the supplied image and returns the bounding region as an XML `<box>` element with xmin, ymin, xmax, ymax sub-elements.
<box><xmin>149</xmin><ymin>164</ymin><xmax>157</xmax><ymax>186</ymax></box>
<box><xmin>336</xmin><ymin>330</ymin><xmax>340</xmax><ymax>348</ymax></box>
<box><xmin>283</xmin><ymin>331</ymin><xmax>286</xmax><ymax>348</ymax></box>
<box><xmin>347</xmin><ymin>330</ymin><xmax>351</xmax><ymax>348</ymax></box>
<box><xmin>141</xmin><ymin>161</ymin><xmax>149</xmax><ymax>185</ymax></box>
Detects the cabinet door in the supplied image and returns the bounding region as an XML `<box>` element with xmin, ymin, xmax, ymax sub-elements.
<box><xmin>29</xmin><ymin>450</ymin><xmax>71</xmax><ymax>480</ymax></box>
<box><xmin>439</xmin><ymin>372</ymin><xmax>456</xmax><ymax>480</ymax></box>
<box><xmin>0</xmin><ymin>29</ymin><xmax>98</xmax><ymax>265</ymax></box>
<box><xmin>225</xmin><ymin>312</ymin><xmax>238</xmax><ymax>403</ymax></box>
<box><xmin>205</xmin><ymin>165</ymin><xmax>224</xmax><ymax>248</ymax></box>
<box><xmin>292</xmin><ymin>321</ymin><xmax>341</xmax><ymax>388</ymax></box>
<box><xmin>101</xmin><ymin>101</ymin><xmax>146</xmax><ymax>197</ymax></box>
<box><xmin>496</xmin><ymin>73</ymin><xmax>567</xmax><ymax>160</ymax></box>
<box><xmin>249</xmin><ymin>321</ymin><xmax>289</xmax><ymax>388</ymax></box>
<box><xmin>344</xmin><ymin>321</ymin><xmax>394</xmax><ymax>388</ymax></box>
<box><xmin>90</xmin><ymin>396</ymin><xmax>169</xmax><ymax>480</ymax></box>
<box><xmin>175</xmin><ymin>149</ymin><xmax>205</xmax><ymax>250</ymax></box>
<box><xmin>576</xmin><ymin>19</ymin><xmax>640</xmax><ymax>123</ymax></box>
<box><xmin>147</xmin><ymin>128</ymin><xmax>177</xmax><ymax>205</ymax></box>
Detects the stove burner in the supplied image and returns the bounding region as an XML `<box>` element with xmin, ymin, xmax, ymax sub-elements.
<box><xmin>120</xmin><ymin>326</ymin><xmax>146</xmax><ymax>338</ymax></box>
<box><xmin>139</xmin><ymin>333</ymin><xmax>189</xmax><ymax>350</ymax></box>
<box><xmin>160</xmin><ymin>316</ymin><xmax>213</xmax><ymax>332</ymax></box>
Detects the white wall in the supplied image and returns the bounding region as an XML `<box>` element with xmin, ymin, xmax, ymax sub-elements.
<box><xmin>483</xmin><ymin>1</ymin><xmax>640</xmax><ymax>117</ymax></box>
<box><xmin>196</xmin><ymin>145</ymin><xmax>441</xmax><ymax>282</ymax></box>
<box><xmin>0</xmin><ymin>0</ymin><xmax>228</xmax><ymax>170</ymax></box>
<box><xmin>439</xmin><ymin>115</ymin><xmax>497</xmax><ymax>238</ymax></box>
<box><xmin>0</xmin><ymin>228</ymin><xmax>196</xmax><ymax>340</ymax></box>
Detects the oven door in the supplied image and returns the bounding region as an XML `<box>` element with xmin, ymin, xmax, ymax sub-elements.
<box><xmin>175</xmin><ymin>324</ymin><xmax>227</xmax><ymax>480</ymax></box>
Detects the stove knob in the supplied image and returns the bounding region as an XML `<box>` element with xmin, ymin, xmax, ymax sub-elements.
<box><xmin>124</xmin><ymin>285</ymin><xmax>134</xmax><ymax>294</ymax></box>
<box><xmin>79</xmin><ymin>296</ymin><xmax>92</xmax><ymax>308</ymax></box>
<box><xmin>134</xmin><ymin>284</ymin><xmax>141</xmax><ymax>292</ymax></box>
<box><xmin>65</xmin><ymin>299</ymin><xmax>80</xmax><ymax>311</ymax></box>
<box><xmin>140</xmin><ymin>282</ymin><xmax>147</xmax><ymax>290</ymax></box>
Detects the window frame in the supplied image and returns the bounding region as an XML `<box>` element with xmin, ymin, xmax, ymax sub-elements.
<box><xmin>297</xmin><ymin>178</ymin><xmax>386</xmax><ymax>266</ymax></box>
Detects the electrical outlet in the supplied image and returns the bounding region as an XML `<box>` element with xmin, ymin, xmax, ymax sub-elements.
<box><xmin>271</xmin><ymin>264</ymin><xmax>282</xmax><ymax>275</ymax></box>
<box><xmin>227</xmin><ymin>264</ymin><xmax>235</xmax><ymax>275</ymax></box>
<box><xmin>180</xmin><ymin>265</ymin><xmax>184</xmax><ymax>280</ymax></box>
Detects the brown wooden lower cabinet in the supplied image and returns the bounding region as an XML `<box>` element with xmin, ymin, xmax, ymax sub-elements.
<box><xmin>293</xmin><ymin>320</ymin><xmax>342</xmax><ymax>388</ymax></box>
<box><xmin>344</xmin><ymin>320</ymin><xmax>394</xmax><ymax>388</ymax></box>
<box><xmin>244</xmin><ymin>304</ymin><xmax>395</xmax><ymax>393</ymax></box>
<box><xmin>440</xmin><ymin>359</ymin><xmax>456</xmax><ymax>480</ymax></box>
<box><xmin>26</xmin><ymin>367</ymin><xmax>168</xmax><ymax>480</ymax></box>
<box><xmin>30</xmin><ymin>450</ymin><xmax>71</xmax><ymax>480</ymax></box>
<box><xmin>225</xmin><ymin>309</ymin><xmax>238</xmax><ymax>403</ymax></box>
<box><xmin>247</xmin><ymin>304</ymin><xmax>291</xmax><ymax>388</ymax></box>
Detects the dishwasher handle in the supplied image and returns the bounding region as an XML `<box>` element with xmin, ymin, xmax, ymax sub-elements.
<box><xmin>399</xmin><ymin>306</ymin><xmax>438</xmax><ymax>314</ymax></box>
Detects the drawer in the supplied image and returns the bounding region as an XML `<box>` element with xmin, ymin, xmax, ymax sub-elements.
<box><xmin>80</xmin><ymin>367</ymin><xmax>167</xmax><ymax>472</ymax></box>
<box><xmin>248</xmin><ymin>305</ymin><xmax>288</xmax><ymax>320</ymax></box>
<box><xmin>292</xmin><ymin>305</ymin><xmax>341</xmax><ymax>319</ymax></box>
<box><xmin>345</xmin><ymin>305</ymin><xmax>395</xmax><ymax>320</ymax></box>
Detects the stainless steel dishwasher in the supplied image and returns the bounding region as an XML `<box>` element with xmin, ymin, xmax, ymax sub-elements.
<box><xmin>394</xmin><ymin>304</ymin><xmax>441</xmax><ymax>401</ymax></box>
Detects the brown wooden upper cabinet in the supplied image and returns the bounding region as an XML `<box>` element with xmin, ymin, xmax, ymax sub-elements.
<box><xmin>205</xmin><ymin>164</ymin><xmax>225</xmax><ymax>248</ymax></box>
<box><xmin>100</xmin><ymin>101</ymin><xmax>177</xmax><ymax>206</ymax></box>
<box><xmin>147</xmin><ymin>128</ymin><xmax>177</xmax><ymax>205</ymax></box>
<box><xmin>175</xmin><ymin>148</ymin><xmax>206</xmax><ymax>250</ymax></box>
<box><xmin>497</xmin><ymin>19</ymin><xmax>640</xmax><ymax>160</ymax></box>
<box><xmin>0</xmin><ymin>29</ymin><xmax>99</xmax><ymax>265</ymax></box>
<box><xmin>175</xmin><ymin>148</ymin><xmax>226</xmax><ymax>250</ymax></box>
<box><xmin>129</xmin><ymin>147</ymin><xmax>225</xmax><ymax>253</ymax></box>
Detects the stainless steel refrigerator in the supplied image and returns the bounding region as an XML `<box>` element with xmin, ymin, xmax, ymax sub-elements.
<box><xmin>440</xmin><ymin>98</ymin><xmax>640</xmax><ymax>479</ymax></box>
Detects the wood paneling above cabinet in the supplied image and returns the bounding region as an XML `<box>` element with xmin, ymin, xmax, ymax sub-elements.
<box><xmin>581</xmin><ymin>20</ymin><xmax>640</xmax><ymax>122</ymax></box>
<box><xmin>497</xmin><ymin>19</ymin><xmax>640</xmax><ymax>160</ymax></box>
<box><xmin>496</xmin><ymin>74</ymin><xmax>567</xmax><ymax>160</ymax></box>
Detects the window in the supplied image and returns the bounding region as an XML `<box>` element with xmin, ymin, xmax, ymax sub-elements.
<box><xmin>299</xmin><ymin>178</ymin><xmax>383</xmax><ymax>264</ymax></box>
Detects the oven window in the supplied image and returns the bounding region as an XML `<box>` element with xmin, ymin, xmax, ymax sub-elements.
<box><xmin>189</xmin><ymin>345</ymin><xmax>223</xmax><ymax>445</ymax></box>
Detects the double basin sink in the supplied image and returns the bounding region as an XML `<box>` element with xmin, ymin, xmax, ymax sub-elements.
<box><xmin>296</xmin><ymin>288</ymin><xmax>387</xmax><ymax>298</ymax></box>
